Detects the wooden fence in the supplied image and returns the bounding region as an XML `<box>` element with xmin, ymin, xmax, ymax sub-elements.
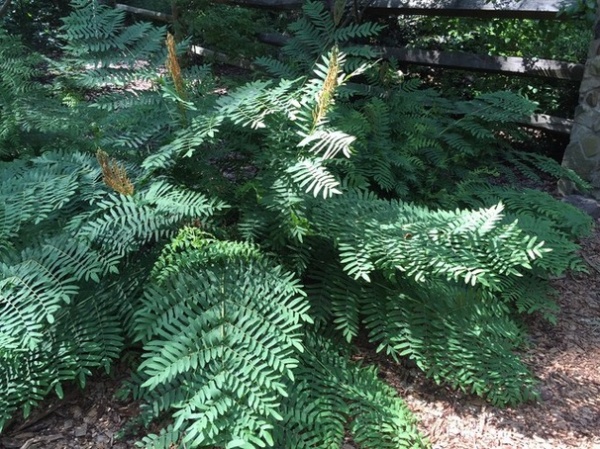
<box><xmin>115</xmin><ymin>0</ymin><xmax>588</xmax><ymax>134</ymax></box>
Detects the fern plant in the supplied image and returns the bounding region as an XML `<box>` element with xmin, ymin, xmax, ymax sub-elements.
<box><xmin>0</xmin><ymin>1</ymin><xmax>594</xmax><ymax>448</ymax></box>
<box><xmin>166</xmin><ymin>0</ymin><xmax>591</xmax><ymax>411</ymax></box>
<box><xmin>0</xmin><ymin>150</ymin><xmax>224</xmax><ymax>431</ymax></box>
<box><xmin>132</xmin><ymin>228</ymin><xmax>312</xmax><ymax>448</ymax></box>
<box><xmin>0</xmin><ymin>1</ymin><xmax>225</xmax><ymax>431</ymax></box>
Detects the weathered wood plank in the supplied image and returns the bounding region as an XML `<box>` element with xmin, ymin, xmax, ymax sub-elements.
<box><xmin>213</xmin><ymin>0</ymin><xmax>300</xmax><ymax>9</ymax></box>
<box><xmin>115</xmin><ymin>3</ymin><xmax>173</xmax><ymax>22</ymax></box>
<box><xmin>366</xmin><ymin>0</ymin><xmax>576</xmax><ymax>19</ymax></box>
<box><xmin>222</xmin><ymin>0</ymin><xmax>576</xmax><ymax>18</ymax></box>
<box><xmin>258</xmin><ymin>33</ymin><xmax>584</xmax><ymax>81</ymax></box>
<box><xmin>380</xmin><ymin>46</ymin><xmax>584</xmax><ymax>81</ymax></box>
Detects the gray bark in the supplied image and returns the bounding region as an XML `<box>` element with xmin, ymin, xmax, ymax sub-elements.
<box><xmin>559</xmin><ymin>1</ymin><xmax>600</xmax><ymax>197</ymax></box>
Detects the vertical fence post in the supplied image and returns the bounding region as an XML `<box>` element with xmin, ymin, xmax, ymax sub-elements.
<box><xmin>560</xmin><ymin>0</ymin><xmax>600</xmax><ymax>197</ymax></box>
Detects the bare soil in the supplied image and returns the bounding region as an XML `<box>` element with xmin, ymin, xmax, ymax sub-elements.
<box><xmin>1</xmin><ymin>227</ymin><xmax>599</xmax><ymax>449</ymax></box>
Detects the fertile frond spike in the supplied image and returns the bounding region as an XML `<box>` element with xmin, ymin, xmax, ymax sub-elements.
<box><xmin>165</xmin><ymin>33</ymin><xmax>186</xmax><ymax>100</ymax></box>
<box><xmin>96</xmin><ymin>149</ymin><xmax>134</xmax><ymax>196</ymax></box>
<box><xmin>312</xmin><ymin>46</ymin><xmax>341</xmax><ymax>129</ymax></box>
<box><xmin>165</xmin><ymin>32</ymin><xmax>188</xmax><ymax>124</ymax></box>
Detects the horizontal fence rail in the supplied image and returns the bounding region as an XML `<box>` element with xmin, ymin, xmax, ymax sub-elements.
<box><xmin>258</xmin><ymin>33</ymin><xmax>584</xmax><ymax>81</ymax></box>
<box><xmin>115</xmin><ymin>3</ymin><xmax>173</xmax><ymax>22</ymax></box>
<box><xmin>365</xmin><ymin>0</ymin><xmax>576</xmax><ymax>19</ymax></box>
<box><xmin>380</xmin><ymin>47</ymin><xmax>584</xmax><ymax>81</ymax></box>
<box><xmin>114</xmin><ymin>1</ymin><xmax>580</xmax><ymax>133</ymax></box>
<box><xmin>220</xmin><ymin>0</ymin><xmax>577</xmax><ymax>19</ymax></box>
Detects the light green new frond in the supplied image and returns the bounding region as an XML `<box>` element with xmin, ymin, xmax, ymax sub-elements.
<box><xmin>298</xmin><ymin>129</ymin><xmax>356</xmax><ymax>159</ymax></box>
<box><xmin>287</xmin><ymin>158</ymin><xmax>342</xmax><ymax>198</ymax></box>
<box><xmin>312</xmin><ymin>193</ymin><xmax>542</xmax><ymax>287</ymax></box>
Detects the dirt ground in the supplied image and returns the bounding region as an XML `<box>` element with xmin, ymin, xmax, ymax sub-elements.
<box><xmin>1</xmin><ymin>223</ymin><xmax>599</xmax><ymax>449</ymax></box>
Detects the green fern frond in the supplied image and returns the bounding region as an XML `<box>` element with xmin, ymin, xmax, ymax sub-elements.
<box><xmin>274</xmin><ymin>333</ymin><xmax>427</xmax><ymax>448</ymax></box>
<box><xmin>312</xmin><ymin>193</ymin><xmax>544</xmax><ymax>287</ymax></box>
<box><xmin>504</xmin><ymin>150</ymin><xmax>590</xmax><ymax>192</ymax></box>
<box><xmin>136</xmin><ymin>425</ymin><xmax>182</xmax><ymax>449</ymax></box>
<box><xmin>363</xmin><ymin>280</ymin><xmax>538</xmax><ymax>406</ymax></box>
<box><xmin>287</xmin><ymin>158</ymin><xmax>342</xmax><ymax>198</ymax></box>
<box><xmin>134</xmin><ymin>229</ymin><xmax>312</xmax><ymax>448</ymax></box>
<box><xmin>58</xmin><ymin>0</ymin><xmax>167</xmax><ymax>88</ymax></box>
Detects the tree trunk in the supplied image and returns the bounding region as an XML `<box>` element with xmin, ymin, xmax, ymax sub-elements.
<box><xmin>560</xmin><ymin>1</ymin><xmax>600</xmax><ymax>197</ymax></box>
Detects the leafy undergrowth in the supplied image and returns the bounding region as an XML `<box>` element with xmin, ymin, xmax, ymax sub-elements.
<box><xmin>1</xmin><ymin>1</ymin><xmax>595</xmax><ymax>448</ymax></box>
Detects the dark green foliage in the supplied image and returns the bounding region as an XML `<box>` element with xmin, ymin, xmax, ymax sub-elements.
<box><xmin>0</xmin><ymin>29</ymin><xmax>72</xmax><ymax>157</ymax></box>
<box><xmin>0</xmin><ymin>0</ymin><xmax>71</xmax><ymax>52</ymax></box>
<box><xmin>175</xmin><ymin>0</ymin><xmax>275</xmax><ymax>59</ymax></box>
<box><xmin>401</xmin><ymin>13</ymin><xmax>589</xmax><ymax>118</ymax></box>
<box><xmin>0</xmin><ymin>0</ymin><xmax>593</xmax><ymax>447</ymax></box>
<box><xmin>0</xmin><ymin>150</ymin><xmax>223</xmax><ymax>431</ymax></box>
<box><xmin>363</xmin><ymin>279</ymin><xmax>539</xmax><ymax>406</ymax></box>
<box><xmin>58</xmin><ymin>0</ymin><xmax>168</xmax><ymax>88</ymax></box>
<box><xmin>276</xmin><ymin>334</ymin><xmax>426</xmax><ymax>448</ymax></box>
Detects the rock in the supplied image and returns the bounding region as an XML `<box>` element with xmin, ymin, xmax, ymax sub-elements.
<box><xmin>83</xmin><ymin>407</ymin><xmax>98</xmax><ymax>423</ymax></box>
<box><xmin>73</xmin><ymin>424</ymin><xmax>88</xmax><ymax>437</ymax></box>
<box><xmin>95</xmin><ymin>433</ymin><xmax>110</xmax><ymax>447</ymax></box>
<box><xmin>562</xmin><ymin>194</ymin><xmax>600</xmax><ymax>219</ymax></box>
<box><xmin>540</xmin><ymin>386</ymin><xmax>553</xmax><ymax>401</ymax></box>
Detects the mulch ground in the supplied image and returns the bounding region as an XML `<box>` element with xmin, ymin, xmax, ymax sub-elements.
<box><xmin>1</xmin><ymin>222</ymin><xmax>599</xmax><ymax>449</ymax></box>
